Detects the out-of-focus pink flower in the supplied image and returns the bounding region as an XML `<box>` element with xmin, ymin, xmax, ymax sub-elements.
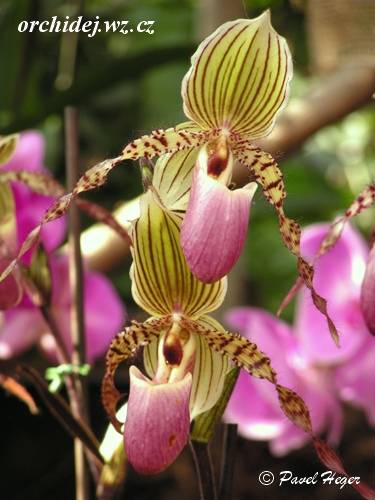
<box><xmin>225</xmin><ymin>223</ymin><xmax>375</xmax><ymax>455</ymax></box>
<box><xmin>4</xmin><ymin>131</ymin><xmax>66</xmax><ymax>253</ymax></box>
<box><xmin>224</xmin><ymin>307</ymin><xmax>342</xmax><ymax>455</ymax></box>
<box><xmin>361</xmin><ymin>243</ymin><xmax>375</xmax><ymax>336</ymax></box>
<box><xmin>0</xmin><ymin>131</ymin><xmax>125</xmax><ymax>363</ymax></box>
<box><xmin>296</xmin><ymin>223</ymin><xmax>369</xmax><ymax>364</ymax></box>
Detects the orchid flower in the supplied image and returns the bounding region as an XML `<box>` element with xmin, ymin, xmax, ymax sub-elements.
<box><xmin>0</xmin><ymin>131</ymin><xmax>125</xmax><ymax>362</ymax></box>
<box><xmin>225</xmin><ymin>223</ymin><xmax>375</xmax><ymax>455</ymax></box>
<box><xmin>101</xmin><ymin>152</ymin><xmax>325</xmax><ymax>476</ymax></box>
<box><xmin>1</xmin><ymin>11</ymin><xmax>337</xmax><ymax>345</ymax></box>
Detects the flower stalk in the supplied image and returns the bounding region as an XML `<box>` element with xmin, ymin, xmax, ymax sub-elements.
<box><xmin>65</xmin><ymin>106</ymin><xmax>91</xmax><ymax>500</ymax></box>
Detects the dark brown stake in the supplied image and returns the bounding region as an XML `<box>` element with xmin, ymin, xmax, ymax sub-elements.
<box><xmin>190</xmin><ymin>440</ymin><xmax>218</xmax><ymax>500</ymax></box>
<box><xmin>219</xmin><ymin>424</ymin><xmax>238</xmax><ymax>500</ymax></box>
<box><xmin>65</xmin><ymin>106</ymin><xmax>90</xmax><ymax>500</ymax></box>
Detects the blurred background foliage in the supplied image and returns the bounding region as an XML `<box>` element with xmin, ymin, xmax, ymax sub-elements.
<box><xmin>0</xmin><ymin>0</ymin><xmax>374</xmax><ymax>499</ymax></box>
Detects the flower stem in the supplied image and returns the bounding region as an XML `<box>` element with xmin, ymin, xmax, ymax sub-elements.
<box><xmin>190</xmin><ymin>440</ymin><xmax>217</xmax><ymax>500</ymax></box>
<box><xmin>65</xmin><ymin>105</ymin><xmax>91</xmax><ymax>500</ymax></box>
<box><xmin>219</xmin><ymin>424</ymin><xmax>238</xmax><ymax>500</ymax></box>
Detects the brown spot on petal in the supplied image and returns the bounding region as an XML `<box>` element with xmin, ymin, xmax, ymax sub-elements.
<box><xmin>207</xmin><ymin>153</ymin><xmax>229</xmax><ymax>178</ymax></box>
<box><xmin>168</xmin><ymin>434</ymin><xmax>177</xmax><ymax>448</ymax></box>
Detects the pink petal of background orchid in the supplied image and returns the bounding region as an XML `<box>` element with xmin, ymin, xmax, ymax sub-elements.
<box><xmin>0</xmin><ymin>307</ymin><xmax>44</xmax><ymax>359</ymax></box>
<box><xmin>4</xmin><ymin>131</ymin><xmax>66</xmax><ymax>254</ymax></box>
<box><xmin>124</xmin><ymin>366</ymin><xmax>192</xmax><ymax>475</ymax></box>
<box><xmin>0</xmin><ymin>131</ymin><xmax>125</xmax><ymax>363</ymax></box>
<box><xmin>361</xmin><ymin>244</ymin><xmax>375</xmax><ymax>336</ymax></box>
<box><xmin>334</xmin><ymin>338</ymin><xmax>375</xmax><ymax>425</ymax></box>
<box><xmin>224</xmin><ymin>308</ymin><xmax>342</xmax><ymax>455</ymax></box>
<box><xmin>295</xmin><ymin>223</ymin><xmax>369</xmax><ymax>365</ymax></box>
<box><xmin>39</xmin><ymin>254</ymin><xmax>125</xmax><ymax>363</ymax></box>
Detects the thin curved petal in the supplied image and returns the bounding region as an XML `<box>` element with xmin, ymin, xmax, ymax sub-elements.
<box><xmin>237</xmin><ymin>146</ymin><xmax>339</xmax><ymax>345</ymax></box>
<box><xmin>181</xmin><ymin>160</ymin><xmax>256</xmax><ymax>283</ymax></box>
<box><xmin>182</xmin><ymin>11</ymin><xmax>292</xmax><ymax>137</ymax></box>
<box><xmin>295</xmin><ymin>224</ymin><xmax>369</xmax><ymax>364</ymax></box>
<box><xmin>123</xmin><ymin>124</ymin><xmax>208</xmax><ymax>161</ymax></box>
<box><xmin>130</xmin><ymin>190</ymin><xmax>227</xmax><ymax>318</ymax></box>
<box><xmin>0</xmin><ymin>257</ymin><xmax>23</xmax><ymax>310</ymax></box>
<box><xmin>124</xmin><ymin>366</ymin><xmax>192</xmax><ymax>475</ymax></box>
<box><xmin>224</xmin><ymin>308</ymin><xmax>343</xmax><ymax>455</ymax></box>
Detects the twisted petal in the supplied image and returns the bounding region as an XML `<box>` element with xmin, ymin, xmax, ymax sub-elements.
<box><xmin>180</xmin><ymin>316</ymin><xmax>312</xmax><ymax>434</ymax></box>
<box><xmin>179</xmin><ymin>317</ymin><xmax>373</xmax><ymax>497</ymax></box>
<box><xmin>123</xmin><ymin>123</ymin><xmax>208</xmax><ymax>161</ymax></box>
<box><xmin>125</xmin><ymin>366</ymin><xmax>192</xmax><ymax>475</ymax></box>
<box><xmin>182</xmin><ymin>11</ymin><xmax>292</xmax><ymax>137</ymax></box>
<box><xmin>295</xmin><ymin>224</ymin><xmax>369</xmax><ymax>364</ymax></box>
<box><xmin>236</xmin><ymin>146</ymin><xmax>339</xmax><ymax>345</ymax></box>
<box><xmin>0</xmin><ymin>256</ymin><xmax>23</xmax><ymax>310</ymax></box>
<box><xmin>130</xmin><ymin>190</ymin><xmax>227</xmax><ymax>318</ymax></box>
<box><xmin>181</xmin><ymin>155</ymin><xmax>256</xmax><ymax>283</ymax></box>
<box><xmin>224</xmin><ymin>308</ymin><xmax>342</xmax><ymax>455</ymax></box>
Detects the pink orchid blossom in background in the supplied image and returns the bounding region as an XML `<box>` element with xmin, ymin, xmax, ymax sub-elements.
<box><xmin>361</xmin><ymin>243</ymin><xmax>375</xmax><ymax>336</ymax></box>
<box><xmin>0</xmin><ymin>254</ymin><xmax>125</xmax><ymax>363</ymax></box>
<box><xmin>224</xmin><ymin>307</ymin><xmax>342</xmax><ymax>455</ymax></box>
<box><xmin>0</xmin><ymin>131</ymin><xmax>125</xmax><ymax>363</ymax></box>
<box><xmin>0</xmin><ymin>132</ymin><xmax>66</xmax><ymax>311</ymax></box>
<box><xmin>4</xmin><ymin>131</ymin><xmax>66</xmax><ymax>254</ymax></box>
<box><xmin>225</xmin><ymin>223</ymin><xmax>375</xmax><ymax>455</ymax></box>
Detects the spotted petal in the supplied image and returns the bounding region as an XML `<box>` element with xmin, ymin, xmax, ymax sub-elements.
<box><xmin>236</xmin><ymin>145</ymin><xmax>339</xmax><ymax>345</ymax></box>
<box><xmin>182</xmin><ymin>11</ymin><xmax>292</xmax><ymax>137</ymax></box>
<box><xmin>130</xmin><ymin>190</ymin><xmax>227</xmax><ymax>318</ymax></box>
